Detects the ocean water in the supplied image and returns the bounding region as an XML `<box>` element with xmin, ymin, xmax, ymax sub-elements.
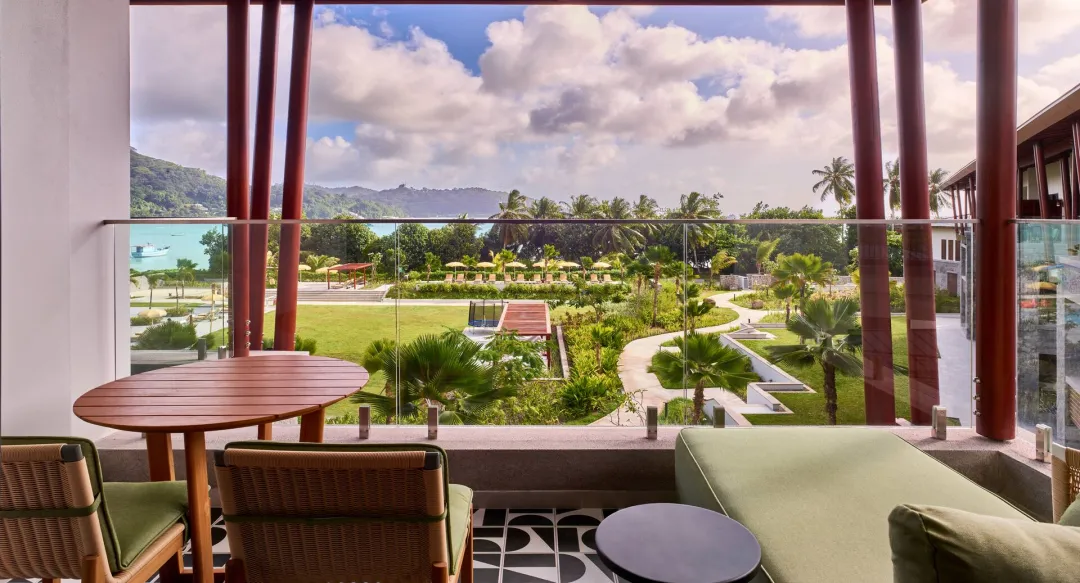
<box><xmin>128</xmin><ymin>222</ymin><xmax>440</xmax><ymax>271</ymax></box>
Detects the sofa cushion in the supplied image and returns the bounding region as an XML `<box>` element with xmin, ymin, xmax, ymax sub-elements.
<box><xmin>674</xmin><ymin>428</ymin><xmax>1031</xmax><ymax>583</ymax></box>
<box><xmin>889</xmin><ymin>504</ymin><xmax>1080</xmax><ymax>582</ymax></box>
<box><xmin>448</xmin><ymin>484</ymin><xmax>474</xmax><ymax>573</ymax></box>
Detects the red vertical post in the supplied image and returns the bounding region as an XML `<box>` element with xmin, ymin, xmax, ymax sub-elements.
<box><xmin>1062</xmin><ymin>158</ymin><xmax>1073</xmax><ymax>220</ymax></box>
<box><xmin>1071</xmin><ymin>126</ymin><xmax>1080</xmax><ymax>219</ymax></box>
<box><xmin>891</xmin><ymin>0</ymin><xmax>939</xmax><ymax>425</ymax></box>
<box><xmin>248</xmin><ymin>0</ymin><xmax>281</xmax><ymax>349</ymax></box>
<box><xmin>272</xmin><ymin>0</ymin><xmax>314</xmax><ymax>351</ymax></box>
<box><xmin>975</xmin><ymin>0</ymin><xmax>1017</xmax><ymax>441</ymax></box>
<box><xmin>845</xmin><ymin>0</ymin><xmax>895</xmax><ymax>425</ymax></box>
<box><xmin>227</xmin><ymin>0</ymin><xmax>250</xmax><ymax>357</ymax></box>
<box><xmin>1033</xmin><ymin>142</ymin><xmax>1051</xmax><ymax>218</ymax></box>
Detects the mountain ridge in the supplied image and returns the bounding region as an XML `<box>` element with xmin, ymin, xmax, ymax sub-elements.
<box><xmin>130</xmin><ymin>149</ymin><xmax>510</xmax><ymax>218</ymax></box>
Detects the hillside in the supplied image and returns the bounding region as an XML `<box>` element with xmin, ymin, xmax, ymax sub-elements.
<box><xmin>130</xmin><ymin>149</ymin><xmax>508</xmax><ymax>218</ymax></box>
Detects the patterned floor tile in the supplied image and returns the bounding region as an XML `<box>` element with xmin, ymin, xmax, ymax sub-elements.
<box><xmin>558</xmin><ymin>553</ymin><xmax>618</xmax><ymax>583</ymax></box>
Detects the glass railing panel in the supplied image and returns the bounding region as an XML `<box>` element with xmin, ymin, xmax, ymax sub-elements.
<box><xmin>126</xmin><ymin>221</ymin><xmax>229</xmax><ymax>374</ymax></box>
<box><xmin>1017</xmin><ymin>220</ymin><xmax>1080</xmax><ymax>449</ymax></box>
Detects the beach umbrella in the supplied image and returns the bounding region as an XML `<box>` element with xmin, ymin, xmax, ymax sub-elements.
<box><xmin>298</xmin><ymin>264</ymin><xmax>311</xmax><ymax>271</ymax></box>
<box><xmin>532</xmin><ymin>261</ymin><xmax>548</xmax><ymax>268</ymax></box>
<box><xmin>315</xmin><ymin>267</ymin><xmax>331</xmax><ymax>274</ymax></box>
<box><xmin>505</xmin><ymin>261</ymin><xmax>526</xmax><ymax>268</ymax></box>
<box><xmin>476</xmin><ymin>262</ymin><xmax>496</xmax><ymax>268</ymax></box>
<box><xmin>138</xmin><ymin>308</ymin><xmax>166</xmax><ymax>319</ymax></box>
<box><xmin>445</xmin><ymin>261</ymin><xmax>466</xmax><ymax>268</ymax></box>
<box><xmin>558</xmin><ymin>260</ymin><xmax>580</xmax><ymax>269</ymax></box>
<box><xmin>200</xmin><ymin>293</ymin><xmax>225</xmax><ymax>301</ymax></box>
<box><xmin>1026</xmin><ymin>281</ymin><xmax>1057</xmax><ymax>292</ymax></box>
<box><xmin>591</xmin><ymin>261</ymin><xmax>611</xmax><ymax>269</ymax></box>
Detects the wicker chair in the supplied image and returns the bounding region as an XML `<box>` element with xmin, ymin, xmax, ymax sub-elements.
<box><xmin>214</xmin><ymin>442</ymin><xmax>474</xmax><ymax>583</ymax></box>
<box><xmin>1052</xmin><ymin>442</ymin><xmax>1080</xmax><ymax>523</ymax></box>
<box><xmin>0</xmin><ymin>437</ymin><xmax>188</xmax><ymax>583</ymax></box>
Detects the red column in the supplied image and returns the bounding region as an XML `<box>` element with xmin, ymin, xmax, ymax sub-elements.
<box><xmin>1033</xmin><ymin>142</ymin><xmax>1051</xmax><ymax>218</ymax></box>
<box><xmin>248</xmin><ymin>0</ymin><xmax>281</xmax><ymax>349</ymax></box>
<box><xmin>891</xmin><ymin>0</ymin><xmax>939</xmax><ymax>425</ymax></box>
<box><xmin>272</xmin><ymin>0</ymin><xmax>314</xmax><ymax>351</ymax></box>
<box><xmin>1063</xmin><ymin>157</ymin><xmax>1073</xmax><ymax>220</ymax></box>
<box><xmin>227</xmin><ymin>0</ymin><xmax>250</xmax><ymax>357</ymax></box>
<box><xmin>1072</xmin><ymin>121</ymin><xmax>1080</xmax><ymax>219</ymax></box>
<box><xmin>846</xmin><ymin>0</ymin><xmax>895</xmax><ymax>425</ymax></box>
<box><xmin>975</xmin><ymin>0</ymin><xmax>1017</xmax><ymax>441</ymax></box>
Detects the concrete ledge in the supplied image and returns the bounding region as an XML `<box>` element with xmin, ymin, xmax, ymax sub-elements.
<box><xmin>746</xmin><ymin>384</ymin><xmax>785</xmax><ymax>412</ymax></box>
<box><xmin>94</xmin><ymin>425</ymin><xmax>1052</xmax><ymax>519</ymax></box>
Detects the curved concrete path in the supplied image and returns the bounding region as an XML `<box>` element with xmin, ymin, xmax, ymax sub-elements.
<box><xmin>592</xmin><ymin>290</ymin><xmax>770</xmax><ymax>426</ymax></box>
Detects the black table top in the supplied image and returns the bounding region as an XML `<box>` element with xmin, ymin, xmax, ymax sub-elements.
<box><xmin>595</xmin><ymin>503</ymin><xmax>761</xmax><ymax>583</ymax></box>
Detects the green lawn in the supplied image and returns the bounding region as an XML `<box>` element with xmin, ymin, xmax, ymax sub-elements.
<box><xmin>728</xmin><ymin>291</ymin><xmax>786</xmax><ymax>310</ymax></box>
<box><xmin>739</xmin><ymin>316</ymin><xmax>911</xmax><ymax>425</ymax></box>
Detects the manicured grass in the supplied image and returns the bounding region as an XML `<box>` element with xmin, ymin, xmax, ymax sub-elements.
<box><xmin>757</xmin><ymin>311</ymin><xmax>788</xmax><ymax>323</ymax></box>
<box><xmin>728</xmin><ymin>291</ymin><xmax>786</xmax><ymax>310</ymax></box>
<box><xmin>740</xmin><ymin>316</ymin><xmax>911</xmax><ymax>425</ymax></box>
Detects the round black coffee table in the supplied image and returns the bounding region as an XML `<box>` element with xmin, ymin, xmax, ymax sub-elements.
<box><xmin>595</xmin><ymin>503</ymin><xmax>761</xmax><ymax>583</ymax></box>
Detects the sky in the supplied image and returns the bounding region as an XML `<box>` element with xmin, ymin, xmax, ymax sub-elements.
<box><xmin>130</xmin><ymin>1</ymin><xmax>1080</xmax><ymax>215</ymax></box>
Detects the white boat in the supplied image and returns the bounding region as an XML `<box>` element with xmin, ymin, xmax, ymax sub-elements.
<box><xmin>131</xmin><ymin>243</ymin><xmax>170</xmax><ymax>258</ymax></box>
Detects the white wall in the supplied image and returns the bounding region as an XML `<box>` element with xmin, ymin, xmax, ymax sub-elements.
<box><xmin>1</xmin><ymin>0</ymin><xmax>130</xmax><ymax>437</ymax></box>
<box><xmin>931</xmin><ymin>226</ymin><xmax>960</xmax><ymax>262</ymax></box>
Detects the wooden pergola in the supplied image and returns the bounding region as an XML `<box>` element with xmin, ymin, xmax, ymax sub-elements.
<box><xmin>141</xmin><ymin>0</ymin><xmax>1019</xmax><ymax>441</ymax></box>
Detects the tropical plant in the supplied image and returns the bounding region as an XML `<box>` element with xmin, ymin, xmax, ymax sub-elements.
<box><xmin>928</xmin><ymin>168</ymin><xmax>950</xmax><ymax>217</ymax></box>
<box><xmin>542</xmin><ymin>244</ymin><xmax>559</xmax><ymax>279</ymax></box>
<box><xmin>491</xmin><ymin>249</ymin><xmax>516</xmax><ymax>273</ymax></box>
<box><xmin>589</xmin><ymin>325</ymin><xmax>623</xmax><ymax>367</ymax></box>
<box><xmin>175</xmin><ymin>258</ymin><xmax>197</xmax><ymax>301</ymax></box>
<box><xmin>771</xmin><ymin>253</ymin><xmax>832</xmax><ymax>305</ymax></box>
<box><xmin>593</xmin><ymin>197</ymin><xmax>645</xmax><ymax>254</ymax></box>
<box><xmin>560</xmin><ymin>373</ymin><xmax>621</xmax><ymax>419</ymax></box>
<box><xmin>129</xmin><ymin>269</ymin><xmax>141</xmax><ymax>289</ymax></box>
<box><xmin>686</xmin><ymin>298</ymin><xmax>714</xmax><ymax>332</ymax></box>
<box><xmin>135</xmin><ymin>320</ymin><xmax>200</xmax><ymax>350</ymax></box>
<box><xmin>563</xmin><ymin>194</ymin><xmax>599</xmax><ymax>218</ymax></box>
<box><xmin>368</xmin><ymin>252</ymin><xmax>383</xmax><ymax>276</ymax></box>
<box><xmin>477</xmin><ymin>332</ymin><xmax>547</xmax><ymax>388</ymax></box>
<box><xmin>648</xmin><ymin>333</ymin><xmax>756</xmax><ymax>425</ymax></box>
<box><xmin>710</xmin><ymin>250</ymin><xmax>737</xmax><ymax>286</ymax></box>
<box><xmin>528</xmin><ymin>196</ymin><xmax>564</xmax><ymax>248</ymax></box>
<box><xmin>352</xmin><ymin>333</ymin><xmax>516</xmax><ymax>424</ymax></box>
<box><xmin>766</xmin><ymin>298</ymin><xmax>864</xmax><ymax>425</ymax></box>
<box><xmin>632</xmin><ymin>194</ymin><xmax>661</xmax><ymax>235</ymax></box>
<box><xmin>625</xmin><ymin>257</ymin><xmax>652</xmax><ymax>295</ymax></box>
<box><xmin>304</xmin><ymin>254</ymin><xmax>339</xmax><ymax>271</ymax></box>
<box><xmin>885</xmin><ymin>159</ymin><xmax>902</xmax><ymax>214</ymax></box>
<box><xmin>144</xmin><ymin>272</ymin><xmax>163</xmax><ymax>309</ymax></box>
<box><xmin>490</xmin><ymin>189</ymin><xmax>532</xmax><ymax>248</ymax></box>
<box><xmin>755</xmin><ymin>239</ymin><xmax>780</xmax><ymax>274</ymax></box>
<box><xmin>360</xmin><ymin>338</ymin><xmax>398</xmax><ymax>397</ymax></box>
<box><xmin>812</xmin><ymin>157</ymin><xmax>855</xmax><ymax>208</ymax></box>
<box><xmin>772</xmin><ymin>283</ymin><xmax>797</xmax><ymax>322</ymax></box>
<box><xmin>669</xmin><ymin>191</ymin><xmax>721</xmax><ymax>267</ymax></box>
<box><xmin>424</xmin><ymin>252</ymin><xmax>440</xmax><ymax>281</ymax></box>
<box><xmin>644</xmin><ymin>245</ymin><xmax>677</xmax><ymax>327</ymax></box>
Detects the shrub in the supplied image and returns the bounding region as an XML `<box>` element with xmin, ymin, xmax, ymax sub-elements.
<box><xmin>130</xmin><ymin>315</ymin><xmax>157</xmax><ymax>326</ymax></box>
<box><xmin>660</xmin><ymin>397</ymin><xmax>697</xmax><ymax>425</ymax></box>
<box><xmin>165</xmin><ymin>306</ymin><xmax>193</xmax><ymax>317</ymax></box>
<box><xmin>135</xmin><ymin>320</ymin><xmax>199</xmax><ymax>350</ymax></box>
<box><xmin>560</xmin><ymin>373</ymin><xmax>622</xmax><ymax>419</ymax></box>
<box><xmin>935</xmin><ymin>289</ymin><xmax>961</xmax><ymax>313</ymax></box>
<box><xmin>261</xmin><ymin>335</ymin><xmax>318</xmax><ymax>354</ymax></box>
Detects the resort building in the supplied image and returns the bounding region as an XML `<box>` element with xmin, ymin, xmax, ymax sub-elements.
<box><xmin>2</xmin><ymin>2</ymin><xmax>1079</xmax><ymax>583</ymax></box>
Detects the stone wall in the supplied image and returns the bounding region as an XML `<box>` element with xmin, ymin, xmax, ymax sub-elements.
<box><xmin>933</xmin><ymin>260</ymin><xmax>961</xmax><ymax>290</ymax></box>
<box><xmin>747</xmin><ymin>274</ymin><xmax>774</xmax><ymax>289</ymax></box>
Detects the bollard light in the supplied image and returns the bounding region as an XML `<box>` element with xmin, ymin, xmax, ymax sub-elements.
<box><xmin>358</xmin><ymin>406</ymin><xmax>371</xmax><ymax>440</ymax></box>
<box><xmin>427</xmin><ymin>406</ymin><xmax>439</xmax><ymax>440</ymax></box>
<box><xmin>1035</xmin><ymin>424</ymin><xmax>1051</xmax><ymax>462</ymax></box>
<box><xmin>646</xmin><ymin>406</ymin><xmax>657</xmax><ymax>440</ymax></box>
<box><xmin>931</xmin><ymin>406</ymin><xmax>947</xmax><ymax>440</ymax></box>
<box><xmin>713</xmin><ymin>407</ymin><xmax>726</xmax><ymax>428</ymax></box>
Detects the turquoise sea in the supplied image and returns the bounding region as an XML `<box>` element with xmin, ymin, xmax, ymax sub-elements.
<box><xmin>129</xmin><ymin>222</ymin><xmax>443</xmax><ymax>271</ymax></box>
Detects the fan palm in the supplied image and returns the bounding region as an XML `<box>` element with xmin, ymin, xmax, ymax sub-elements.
<box><xmin>772</xmin><ymin>282</ymin><xmax>797</xmax><ymax>323</ymax></box>
<box><xmin>644</xmin><ymin>245</ymin><xmax>677</xmax><ymax>327</ymax></box>
<box><xmin>593</xmin><ymin>197</ymin><xmax>645</xmax><ymax>254</ymax></box>
<box><xmin>360</xmin><ymin>338</ymin><xmax>398</xmax><ymax>399</ymax></box>
<box><xmin>928</xmin><ymin>168</ymin><xmax>950</xmax><ymax>217</ymax></box>
<box><xmin>766</xmin><ymin>298</ymin><xmax>863</xmax><ymax>424</ymax></box>
<box><xmin>771</xmin><ymin>253</ymin><xmax>832</xmax><ymax>305</ymax></box>
<box><xmin>304</xmin><ymin>254</ymin><xmax>339</xmax><ymax>271</ymax></box>
<box><xmin>884</xmin><ymin>159</ymin><xmax>902</xmax><ymax>214</ymax></box>
<box><xmin>686</xmin><ymin>299</ymin><xmax>714</xmax><ymax>332</ymax></box>
<box><xmin>490</xmin><ymin>189</ymin><xmax>532</xmax><ymax>248</ymax></box>
<box><xmin>648</xmin><ymin>333</ymin><xmax>756</xmax><ymax>425</ymax></box>
<box><xmin>590</xmin><ymin>325</ymin><xmax>623</xmax><ymax>368</ymax></box>
<box><xmin>811</xmin><ymin>157</ymin><xmax>855</xmax><ymax>208</ymax></box>
<box><xmin>353</xmin><ymin>333</ymin><xmax>514</xmax><ymax>424</ymax></box>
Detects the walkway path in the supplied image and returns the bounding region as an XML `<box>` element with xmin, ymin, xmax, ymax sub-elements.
<box><xmin>592</xmin><ymin>290</ymin><xmax>770</xmax><ymax>426</ymax></box>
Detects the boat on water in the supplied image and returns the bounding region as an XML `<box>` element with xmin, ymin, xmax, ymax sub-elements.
<box><xmin>131</xmin><ymin>243</ymin><xmax>171</xmax><ymax>258</ymax></box>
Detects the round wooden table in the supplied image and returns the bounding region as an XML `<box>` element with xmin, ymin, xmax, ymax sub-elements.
<box><xmin>595</xmin><ymin>503</ymin><xmax>761</xmax><ymax>583</ymax></box>
<box><xmin>74</xmin><ymin>355</ymin><xmax>368</xmax><ymax>583</ymax></box>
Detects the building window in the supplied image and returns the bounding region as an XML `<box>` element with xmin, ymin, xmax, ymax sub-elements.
<box><xmin>948</xmin><ymin>240</ymin><xmax>955</xmax><ymax>261</ymax></box>
<box><xmin>941</xmin><ymin>239</ymin><xmax>947</xmax><ymax>260</ymax></box>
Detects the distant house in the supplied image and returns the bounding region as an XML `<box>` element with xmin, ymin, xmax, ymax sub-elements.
<box><xmin>932</xmin><ymin>224</ymin><xmax>963</xmax><ymax>294</ymax></box>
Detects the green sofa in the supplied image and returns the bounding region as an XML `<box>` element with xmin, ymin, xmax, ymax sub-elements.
<box><xmin>674</xmin><ymin>427</ymin><xmax>1032</xmax><ymax>583</ymax></box>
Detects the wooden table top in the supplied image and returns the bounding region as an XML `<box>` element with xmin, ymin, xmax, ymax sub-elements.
<box><xmin>75</xmin><ymin>355</ymin><xmax>368</xmax><ymax>433</ymax></box>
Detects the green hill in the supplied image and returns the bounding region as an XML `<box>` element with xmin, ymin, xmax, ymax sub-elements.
<box><xmin>130</xmin><ymin>149</ymin><xmax>508</xmax><ymax>218</ymax></box>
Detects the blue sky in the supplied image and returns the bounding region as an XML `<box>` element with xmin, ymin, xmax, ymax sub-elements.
<box><xmin>130</xmin><ymin>2</ymin><xmax>1080</xmax><ymax>214</ymax></box>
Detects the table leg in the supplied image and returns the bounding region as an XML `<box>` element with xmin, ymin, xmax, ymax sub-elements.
<box><xmin>184</xmin><ymin>432</ymin><xmax>213</xmax><ymax>583</ymax></box>
<box><xmin>299</xmin><ymin>408</ymin><xmax>326</xmax><ymax>443</ymax></box>
<box><xmin>146</xmin><ymin>432</ymin><xmax>175</xmax><ymax>481</ymax></box>
<box><xmin>257</xmin><ymin>423</ymin><xmax>273</xmax><ymax>440</ymax></box>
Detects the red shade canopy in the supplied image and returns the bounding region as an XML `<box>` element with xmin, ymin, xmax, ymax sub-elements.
<box><xmin>329</xmin><ymin>263</ymin><xmax>374</xmax><ymax>272</ymax></box>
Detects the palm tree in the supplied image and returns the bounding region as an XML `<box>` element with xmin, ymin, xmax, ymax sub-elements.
<box><xmin>670</xmin><ymin>192</ymin><xmax>721</xmax><ymax>267</ymax></box>
<box><xmin>773</xmin><ymin>283</ymin><xmax>797</xmax><ymax>323</ymax></box>
<box><xmin>632</xmin><ymin>194</ymin><xmax>660</xmax><ymax>235</ymax></box>
<box><xmin>304</xmin><ymin>254</ymin><xmax>339</xmax><ymax>271</ymax></box>
<box><xmin>648</xmin><ymin>333</ymin><xmax>756</xmax><ymax>425</ymax></box>
<box><xmin>424</xmin><ymin>252</ymin><xmax>439</xmax><ymax>281</ymax></box>
<box><xmin>176</xmin><ymin>258</ymin><xmax>197</xmax><ymax>301</ymax></box>
<box><xmin>353</xmin><ymin>333</ymin><xmax>515</xmax><ymax>424</ymax></box>
<box><xmin>686</xmin><ymin>299</ymin><xmax>714</xmax><ymax>332</ymax></box>
<box><xmin>528</xmin><ymin>196</ymin><xmax>563</xmax><ymax>248</ymax></box>
<box><xmin>360</xmin><ymin>338</ymin><xmax>398</xmax><ymax>401</ymax></box>
<box><xmin>490</xmin><ymin>189</ymin><xmax>532</xmax><ymax>248</ymax></box>
<box><xmin>644</xmin><ymin>245</ymin><xmax>676</xmax><ymax>327</ymax></box>
<box><xmin>812</xmin><ymin>157</ymin><xmax>855</xmax><ymax>208</ymax></box>
<box><xmin>542</xmin><ymin>244</ymin><xmax>559</xmax><ymax>279</ymax></box>
<box><xmin>593</xmin><ymin>197</ymin><xmax>645</xmax><ymax>254</ymax></box>
<box><xmin>766</xmin><ymin>298</ymin><xmax>863</xmax><ymax>424</ymax></box>
<box><xmin>626</xmin><ymin>257</ymin><xmax>652</xmax><ymax>295</ymax></box>
<box><xmin>755</xmin><ymin>239</ymin><xmax>780</xmax><ymax>274</ymax></box>
<box><xmin>710</xmin><ymin>250</ymin><xmax>737</xmax><ymax>287</ymax></box>
<box><xmin>563</xmin><ymin>194</ymin><xmax>599</xmax><ymax>218</ymax></box>
<box><xmin>590</xmin><ymin>325</ymin><xmax>622</xmax><ymax>368</ymax></box>
<box><xmin>145</xmin><ymin>272</ymin><xmax>162</xmax><ymax>309</ymax></box>
<box><xmin>772</xmin><ymin>253</ymin><xmax>832</xmax><ymax>305</ymax></box>
<box><xmin>884</xmin><ymin>159</ymin><xmax>902</xmax><ymax>215</ymax></box>
<box><xmin>928</xmin><ymin>168</ymin><xmax>950</xmax><ymax>217</ymax></box>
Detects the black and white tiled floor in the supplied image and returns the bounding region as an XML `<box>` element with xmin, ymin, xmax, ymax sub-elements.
<box><xmin>4</xmin><ymin>508</ymin><xmax>622</xmax><ymax>583</ymax></box>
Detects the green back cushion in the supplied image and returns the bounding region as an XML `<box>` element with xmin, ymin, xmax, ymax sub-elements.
<box><xmin>890</xmin><ymin>504</ymin><xmax>1080</xmax><ymax>582</ymax></box>
<box><xmin>2</xmin><ymin>436</ymin><xmax>123</xmax><ymax>573</ymax></box>
<box><xmin>1060</xmin><ymin>498</ymin><xmax>1080</xmax><ymax>527</ymax></box>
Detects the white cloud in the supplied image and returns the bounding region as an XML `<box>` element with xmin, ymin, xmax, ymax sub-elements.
<box><xmin>130</xmin><ymin>4</ymin><xmax>1080</xmax><ymax>213</ymax></box>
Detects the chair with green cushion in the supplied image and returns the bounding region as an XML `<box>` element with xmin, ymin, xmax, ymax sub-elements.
<box><xmin>213</xmin><ymin>441</ymin><xmax>474</xmax><ymax>583</ymax></box>
<box><xmin>1052</xmin><ymin>443</ymin><xmax>1080</xmax><ymax>525</ymax></box>
<box><xmin>0</xmin><ymin>437</ymin><xmax>188</xmax><ymax>583</ymax></box>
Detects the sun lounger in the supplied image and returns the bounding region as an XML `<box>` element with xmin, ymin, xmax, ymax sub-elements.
<box><xmin>505</xmin><ymin>274</ymin><xmax>512</xmax><ymax>283</ymax></box>
<box><xmin>559</xmin><ymin>272</ymin><xmax>568</xmax><ymax>282</ymax></box>
<box><xmin>444</xmin><ymin>274</ymin><xmax>453</xmax><ymax>283</ymax></box>
<box><xmin>488</xmin><ymin>273</ymin><xmax>496</xmax><ymax>282</ymax></box>
<box><xmin>590</xmin><ymin>273</ymin><xmax>599</xmax><ymax>283</ymax></box>
<box><xmin>545</xmin><ymin>273</ymin><xmax>554</xmax><ymax>284</ymax></box>
<box><xmin>516</xmin><ymin>273</ymin><xmax>525</xmax><ymax>283</ymax></box>
<box><xmin>473</xmin><ymin>274</ymin><xmax>483</xmax><ymax>283</ymax></box>
<box><xmin>532</xmin><ymin>274</ymin><xmax>542</xmax><ymax>283</ymax></box>
<box><xmin>603</xmin><ymin>274</ymin><xmax>613</xmax><ymax>283</ymax></box>
<box><xmin>455</xmin><ymin>273</ymin><xmax>465</xmax><ymax>283</ymax></box>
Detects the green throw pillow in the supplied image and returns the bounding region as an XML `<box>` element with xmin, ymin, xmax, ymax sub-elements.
<box><xmin>1060</xmin><ymin>498</ymin><xmax>1080</xmax><ymax>527</ymax></box>
<box><xmin>889</xmin><ymin>504</ymin><xmax>1080</xmax><ymax>583</ymax></box>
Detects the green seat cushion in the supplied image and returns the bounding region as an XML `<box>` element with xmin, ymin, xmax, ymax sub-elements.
<box><xmin>103</xmin><ymin>481</ymin><xmax>189</xmax><ymax>571</ymax></box>
<box><xmin>448</xmin><ymin>484</ymin><xmax>474</xmax><ymax>572</ymax></box>
<box><xmin>890</xmin><ymin>504</ymin><xmax>1080</xmax><ymax>582</ymax></box>
<box><xmin>674</xmin><ymin>428</ymin><xmax>1031</xmax><ymax>583</ymax></box>
<box><xmin>1060</xmin><ymin>498</ymin><xmax>1080</xmax><ymax>526</ymax></box>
